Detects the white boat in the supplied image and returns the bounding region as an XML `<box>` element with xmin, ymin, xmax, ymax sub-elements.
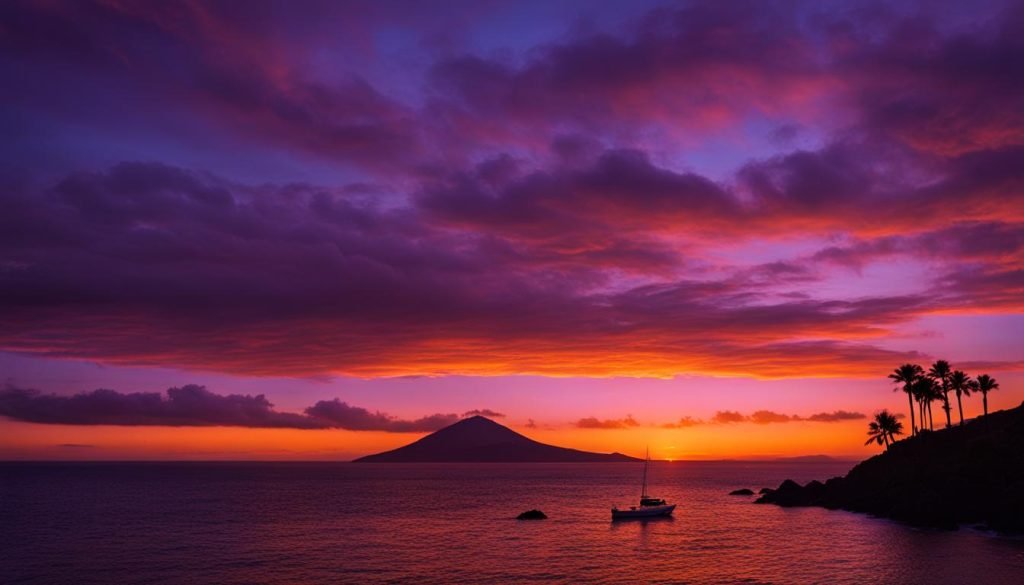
<box><xmin>612</xmin><ymin>448</ymin><xmax>676</xmax><ymax>520</ymax></box>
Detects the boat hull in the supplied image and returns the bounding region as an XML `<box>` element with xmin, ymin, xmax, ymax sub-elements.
<box><xmin>611</xmin><ymin>504</ymin><xmax>676</xmax><ymax>520</ymax></box>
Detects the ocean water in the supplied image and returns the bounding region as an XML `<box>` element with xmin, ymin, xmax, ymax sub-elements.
<box><xmin>2</xmin><ymin>461</ymin><xmax>1023</xmax><ymax>584</ymax></box>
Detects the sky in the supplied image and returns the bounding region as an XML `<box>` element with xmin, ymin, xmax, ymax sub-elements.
<box><xmin>1</xmin><ymin>0</ymin><xmax>1022</xmax><ymax>460</ymax></box>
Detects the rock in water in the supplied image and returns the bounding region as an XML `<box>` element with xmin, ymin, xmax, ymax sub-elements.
<box><xmin>517</xmin><ymin>509</ymin><xmax>547</xmax><ymax>520</ymax></box>
<box><xmin>755</xmin><ymin>479</ymin><xmax>806</xmax><ymax>506</ymax></box>
<box><xmin>729</xmin><ymin>488</ymin><xmax>755</xmax><ymax>495</ymax></box>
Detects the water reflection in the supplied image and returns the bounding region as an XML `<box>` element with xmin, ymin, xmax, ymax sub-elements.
<box><xmin>2</xmin><ymin>461</ymin><xmax>1023</xmax><ymax>584</ymax></box>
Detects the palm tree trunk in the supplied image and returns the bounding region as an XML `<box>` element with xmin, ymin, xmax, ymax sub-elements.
<box><xmin>983</xmin><ymin>393</ymin><xmax>988</xmax><ymax>416</ymax></box>
<box><xmin>907</xmin><ymin>392</ymin><xmax>916</xmax><ymax>436</ymax></box>
<box><xmin>956</xmin><ymin>393</ymin><xmax>964</xmax><ymax>425</ymax></box>
<box><xmin>943</xmin><ymin>394</ymin><xmax>952</xmax><ymax>428</ymax></box>
<box><xmin>927</xmin><ymin>403</ymin><xmax>934</xmax><ymax>430</ymax></box>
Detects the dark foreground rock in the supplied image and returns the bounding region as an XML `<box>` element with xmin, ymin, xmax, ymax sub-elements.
<box><xmin>517</xmin><ymin>509</ymin><xmax>547</xmax><ymax>520</ymax></box>
<box><xmin>729</xmin><ymin>488</ymin><xmax>755</xmax><ymax>495</ymax></box>
<box><xmin>758</xmin><ymin>487</ymin><xmax>774</xmax><ymax>494</ymax></box>
<box><xmin>756</xmin><ymin>402</ymin><xmax>1024</xmax><ymax>531</ymax></box>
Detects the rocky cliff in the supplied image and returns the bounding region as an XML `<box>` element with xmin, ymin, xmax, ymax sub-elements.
<box><xmin>756</xmin><ymin>402</ymin><xmax>1024</xmax><ymax>531</ymax></box>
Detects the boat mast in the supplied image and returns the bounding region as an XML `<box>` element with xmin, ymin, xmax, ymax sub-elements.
<box><xmin>641</xmin><ymin>446</ymin><xmax>649</xmax><ymax>498</ymax></box>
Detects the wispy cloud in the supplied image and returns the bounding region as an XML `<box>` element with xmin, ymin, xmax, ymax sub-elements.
<box><xmin>803</xmin><ymin>410</ymin><xmax>867</xmax><ymax>422</ymax></box>
<box><xmin>749</xmin><ymin>410</ymin><xmax>795</xmax><ymax>424</ymax></box>
<box><xmin>462</xmin><ymin>409</ymin><xmax>505</xmax><ymax>418</ymax></box>
<box><xmin>704</xmin><ymin>410</ymin><xmax>867</xmax><ymax>425</ymax></box>
<box><xmin>662</xmin><ymin>416</ymin><xmax>702</xmax><ymax>429</ymax></box>
<box><xmin>712</xmin><ymin>411</ymin><xmax>747</xmax><ymax>424</ymax></box>
<box><xmin>576</xmin><ymin>415</ymin><xmax>640</xmax><ymax>429</ymax></box>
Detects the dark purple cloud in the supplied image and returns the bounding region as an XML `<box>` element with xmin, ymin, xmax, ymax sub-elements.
<box><xmin>0</xmin><ymin>1</ymin><xmax>422</xmax><ymax>169</ymax></box>
<box><xmin>0</xmin><ymin>385</ymin><xmax>458</xmax><ymax>432</ymax></box>
<box><xmin>420</xmin><ymin>149</ymin><xmax>739</xmax><ymax>239</ymax></box>
<box><xmin>807</xmin><ymin>222</ymin><xmax>1024</xmax><ymax>275</ymax></box>
<box><xmin>429</xmin><ymin>1</ymin><xmax>826</xmax><ymax>142</ymax></box>
<box><xmin>0</xmin><ymin>384</ymin><xmax>321</xmax><ymax>428</ymax></box>
<box><xmin>845</xmin><ymin>2</ymin><xmax>1024</xmax><ymax>157</ymax></box>
<box><xmin>2</xmin><ymin>160</ymin><xmax>974</xmax><ymax>378</ymax></box>
<box><xmin>0</xmin><ymin>0</ymin><xmax>1021</xmax><ymax>381</ymax></box>
<box><xmin>305</xmin><ymin>400</ymin><xmax>458</xmax><ymax>432</ymax></box>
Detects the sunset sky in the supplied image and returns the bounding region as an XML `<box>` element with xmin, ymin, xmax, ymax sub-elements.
<box><xmin>1</xmin><ymin>0</ymin><xmax>1022</xmax><ymax>460</ymax></box>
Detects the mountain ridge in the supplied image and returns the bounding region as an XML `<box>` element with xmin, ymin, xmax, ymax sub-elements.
<box><xmin>354</xmin><ymin>416</ymin><xmax>640</xmax><ymax>463</ymax></box>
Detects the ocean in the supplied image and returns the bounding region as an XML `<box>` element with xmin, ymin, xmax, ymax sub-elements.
<box><xmin>2</xmin><ymin>461</ymin><xmax>1022</xmax><ymax>584</ymax></box>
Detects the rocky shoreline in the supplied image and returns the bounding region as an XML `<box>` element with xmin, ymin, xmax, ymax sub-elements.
<box><xmin>755</xmin><ymin>402</ymin><xmax>1024</xmax><ymax>532</ymax></box>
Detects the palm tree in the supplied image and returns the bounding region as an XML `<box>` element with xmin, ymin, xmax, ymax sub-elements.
<box><xmin>913</xmin><ymin>376</ymin><xmax>940</xmax><ymax>431</ymax></box>
<box><xmin>928</xmin><ymin>360</ymin><xmax>952</xmax><ymax>428</ymax></box>
<box><xmin>930</xmin><ymin>379</ymin><xmax>944</xmax><ymax>430</ymax></box>
<box><xmin>949</xmin><ymin>370</ymin><xmax>972</xmax><ymax>425</ymax></box>
<box><xmin>889</xmin><ymin>364</ymin><xmax>923</xmax><ymax>436</ymax></box>
<box><xmin>865</xmin><ymin>410</ymin><xmax>904</xmax><ymax>450</ymax></box>
<box><xmin>973</xmin><ymin>374</ymin><xmax>1000</xmax><ymax>417</ymax></box>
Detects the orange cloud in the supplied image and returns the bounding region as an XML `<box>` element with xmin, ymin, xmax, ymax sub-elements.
<box><xmin>576</xmin><ymin>415</ymin><xmax>640</xmax><ymax>429</ymax></box>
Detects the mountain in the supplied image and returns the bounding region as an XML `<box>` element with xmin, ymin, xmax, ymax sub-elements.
<box><xmin>756</xmin><ymin>401</ymin><xmax>1024</xmax><ymax>531</ymax></box>
<box><xmin>354</xmin><ymin>416</ymin><xmax>640</xmax><ymax>463</ymax></box>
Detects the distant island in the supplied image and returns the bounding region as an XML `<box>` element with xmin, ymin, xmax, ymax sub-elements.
<box><xmin>770</xmin><ymin>455</ymin><xmax>841</xmax><ymax>463</ymax></box>
<box><xmin>729</xmin><ymin>455</ymin><xmax>844</xmax><ymax>463</ymax></box>
<box><xmin>756</xmin><ymin>401</ymin><xmax>1024</xmax><ymax>531</ymax></box>
<box><xmin>354</xmin><ymin>416</ymin><xmax>639</xmax><ymax>463</ymax></box>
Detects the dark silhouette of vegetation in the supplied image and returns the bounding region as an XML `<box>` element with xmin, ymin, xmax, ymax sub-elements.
<box><xmin>889</xmin><ymin>364</ymin><xmax>923</xmax><ymax>436</ymax></box>
<box><xmin>865</xmin><ymin>410</ymin><xmax>903</xmax><ymax>450</ymax></box>
<box><xmin>763</xmin><ymin>361</ymin><xmax>1013</xmax><ymax>530</ymax></box>
<box><xmin>973</xmin><ymin>374</ymin><xmax>1000</xmax><ymax>417</ymax></box>
<box><xmin>929</xmin><ymin>360</ymin><xmax>953</xmax><ymax>428</ymax></box>
<box><xmin>882</xmin><ymin>361</ymin><xmax>1001</xmax><ymax>444</ymax></box>
<box><xmin>949</xmin><ymin>370</ymin><xmax>972</xmax><ymax>425</ymax></box>
<box><xmin>913</xmin><ymin>376</ymin><xmax>940</xmax><ymax>431</ymax></box>
<box><xmin>759</xmin><ymin>400</ymin><xmax>1024</xmax><ymax>531</ymax></box>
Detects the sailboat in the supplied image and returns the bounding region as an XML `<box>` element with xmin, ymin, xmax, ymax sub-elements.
<box><xmin>611</xmin><ymin>448</ymin><xmax>676</xmax><ymax>519</ymax></box>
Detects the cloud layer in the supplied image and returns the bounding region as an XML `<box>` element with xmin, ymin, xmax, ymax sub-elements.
<box><xmin>588</xmin><ymin>410</ymin><xmax>868</xmax><ymax>429</ymax></box>
<box><xmin>0</xmin><ymin>385</ymin><xmax>465</xmax><ymax>432</ymax></box>
<box><xmin>711</xmin><ymin>410</ymin><xmax>867</xmax><ymax>424</ymax></box>
<box><xmin>463</xmin><ymin>409</ymin><xmax>506</xmax><ymax>418</ymax></box>
<box><xmin>576</xmin><ymin>416</ymin><xmax>640</xmax><ymax>429</ymax></box>
<box><xmin>0</xmin><ymin>1</ymin><xmax>1021</xmax><ymax>379</ymax></box>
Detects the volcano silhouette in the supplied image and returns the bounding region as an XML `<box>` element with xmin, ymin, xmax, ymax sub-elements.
<box><xmin>354</xmin><ymin>416</ymin><xmax>639</xmax><ymax>462</ymax></box>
